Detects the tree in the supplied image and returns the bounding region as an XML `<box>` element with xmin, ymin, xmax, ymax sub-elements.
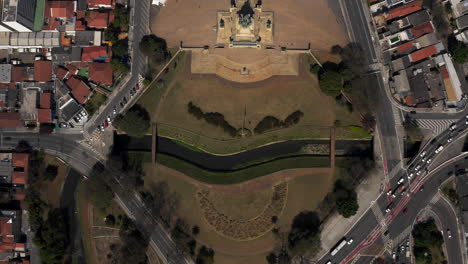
<box><xmin>139</xmin><ymin>34</ymin><xmax>168</xmax><ymax>61</ymax></box>
<box><xmin>453</xmin><ymin>43</ymin><xmax>468</xmax><ymax>64</ymax></box>
<box><xmin>111</xmin><ymin>217</ymin><xmax>149</xmax><ymax>264</ymax></box>
<box><xmin>44</xmin><ymin>165</ymin><xmax>58</xmax><ymax>181</ymax></box>
<box><xmin>266</xmin><ymin>252</ymin><xmax>278</xmax><ymax>264</ymax></box>
<box><xmin>105</xmin><ymin>214</ymin><xmax>116</xmax><ymax>226</ymax></box>
<box><xmin>113</xmin><ymin>104</ymin><xmax>150</xmax><ymax>138</ymax></box>
<box><xmin>331</xmin><ymin>44</ymin><xmax>343</xmax><ymax>54</ymax></box>
<box><xmin>84</xmin><ymin>177</ymin><xmax>114</xmax><ymax>209</ymax></box>
<box><xmin>319</xmin><ymin>70</ymin><xmax>343</xmax><ymax>97</ymax></box>
<box><xmin>309</xmin><ymin>64</ymin><xmax>322</xmax><ymax>75</ymax></box>
<box><xmin>34</xmin><ymin>209</ymin><xmax>70</xmax><ymax>264</ymax></box>
<box><xmin>112</xmin><ymin>38</ymin><xmax>129</xmax><ymax>58</ymax></box>
<box><xmin>335</xmin><ymin>195</ymin><xmax>359</xmax><ymax>218</ymax></box>
<box><xmin>288</xmin><ymin>211</ymin><xmax>321</xmax><ymax>256</ymax></box>
<box><xmin>361</xmin><ymin>113</ymin><xmax>376</xmax><ymax>132</ymax></box>
<box><xmin>196</xmin><ymin>246</ymin><xmax>215</xmax><ymax>264</ymax></box>
<box><xmin>192</xmin><ymin>225</ymin><xmax>200</xmax><ymax>236</ymax></box>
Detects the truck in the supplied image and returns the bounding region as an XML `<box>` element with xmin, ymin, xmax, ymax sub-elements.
<box><xmin>331</xmin><ymin>239</ymin><xmax>347</xmax><ymax>256</ymax></box>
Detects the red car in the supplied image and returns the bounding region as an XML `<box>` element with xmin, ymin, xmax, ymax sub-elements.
<box><xmin>403</xmin><ymin>208</ymin><xmax>408</xmax><ymax>214</ymax></box>
<box><xmin>135</xmin><ymin>83</ymin><xmax>140</xmax><ymax>90</ymax></box>
<box><xmin>103</xmin><ymin>120</ymin><xmax>109</xmax><ymax>128</ymax></box>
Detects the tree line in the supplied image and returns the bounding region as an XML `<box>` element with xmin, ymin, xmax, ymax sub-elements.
<box><xmin>254</xmin><ymin>111</ymin><xmax>304</xmax><ymax>134</ymax></box>
<box><xmin>187</xmin><ymin>102</ymin><xmax>238</xmax><ymax>137</ymax></box>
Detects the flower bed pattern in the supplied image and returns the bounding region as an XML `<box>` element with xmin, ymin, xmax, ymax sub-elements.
<box><xmin>197</xmin><ymin>182</ymin><xmax>288</xmax><ymax>240</ymax></box>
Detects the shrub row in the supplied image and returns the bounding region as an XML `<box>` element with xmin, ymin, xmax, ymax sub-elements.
<box><xmin>254</xmin><ymin>111</ymin><xmax>304</xmax><ymax>134</ymax></box>
<box><xmin>187</xmin><ymin>102</ymin><xmax>237</xmax><ymax>137</ymax></box>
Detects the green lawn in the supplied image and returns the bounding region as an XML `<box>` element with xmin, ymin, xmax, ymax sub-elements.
<box><xmin>84</xmin><ymin>93</ymin><xmax>108</xmax><ymax>116</ymax></box>
<box><xmin>156</xmin><ymin>153</ymin><xmax>330</xmax><ymax>185</ymax></box>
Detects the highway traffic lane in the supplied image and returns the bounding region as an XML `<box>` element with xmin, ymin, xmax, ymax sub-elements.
<box><xmin>431</xmin><ymin>196</ymin><xmax>464</xmax><ymax>264</ymax></box>
<box><xmin>343</xmin><ymin>0</ymin><xmax>377</xmax><ymax>64</ymax></box>
<box><xmin>318</xmin><ymin>210</ymin><xmax>380</xmax><ymax>264</ymax></box>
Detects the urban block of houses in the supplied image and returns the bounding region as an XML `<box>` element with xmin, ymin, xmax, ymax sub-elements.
<box><xmin>371</xmin><ymin>0</ymin><xmax>465</xmax><ymax>109</ymax></box>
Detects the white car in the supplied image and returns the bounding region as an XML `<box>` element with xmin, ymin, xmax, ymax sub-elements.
<box><xmin>422</xmin><ymin>157</ymin><xmax>426</xmax><ymax>162</ymax></box>
<box><xmin>420</xmin><ymin>151</ymin><xmax>427</xmax><ymax>157</ymax></box>
<box><xmin>426</xmin><ymin>158</ymin><xmax>432</xmax><ymax>164</ymax></box>
<box><xmin>447</xmin><ymin>137</ymin><xmax>453</xmax><ymax>143</ymax></box>
<box><xmin>407</xmin><ymin>173</ymin><xmax>414</xmax><ymax>180</ymax></box>
<box><xmin>387</xmin><ymin>190</ymin><xmax>392</xmax><ymax>196</ymax></box>
<box><xmin>466</xmin><ymin>120</ymin><xmax>468</xmax><ymax>125</ymax></box>
<box><xmin>415</xmin><ymin>165</ymin><xmax>421</xmax><ymax>171</ymax></box>
<box><xmin>450</xmin><ymin>123</ymin><xmax>457</xmax><ymax>131</ymax></box>
<box><xmin>397</xmin><ymin>177</ymin><xmax>404</xmax><ymax>185</ymax></box>
<box><xmin>466</xmin><ymin>114</ymin><xmax>468</xmax><ymax>119</ymax></box>
<box><xmin>447</xmin><ymin>229</ymin><xmax>452</xmax><ymax>239</ymax></box>
<box><xmin>347</xmin><ymin>239</ymin><xmax>354</xmax><ymax>245</ymax></box>
<box><xmin>113</xmin><ymin>108</ymin><xmax>117</xmax><ymax>115</ymax></box>
<box><xmin>435</xmin><ymin>145</ymin><xmax>444</xmax><ymax>154</ymax></box>
<box><xmin>416</xmin><ymin>170</ymin><xmax>422</xmax><ymax>176</ymax></box>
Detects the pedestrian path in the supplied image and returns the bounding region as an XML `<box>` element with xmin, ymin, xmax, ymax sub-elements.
<box><xmin>414</xmin><ymin>119</ymin><xmax>458</xmax><ymax>136</ymax></box>
<box><xmin>392</xmin><ymin>105</ymin><xmax>402</xmax><ymax>125</ymax></box>
<box><xmin>392</xmin><ymin>225</ymin><xmax>412</xmax><ymax>248</ymax></box>
<box><xmin>430</xmin><ymin>191</ymin><xmax>442</xmax><ymax>205</ymax></box>
<box><xmin>371</xmin><ymin>202</ymin><xmax>386</xmax><ymax>228</ymax></box>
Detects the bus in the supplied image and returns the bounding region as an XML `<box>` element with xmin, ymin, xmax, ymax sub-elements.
<box><xmin>331</xmin><ymin>238</ymin><xmax>347</xmax><ymax>256</ymax></box>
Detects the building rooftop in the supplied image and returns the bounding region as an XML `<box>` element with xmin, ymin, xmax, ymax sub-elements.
<box><xmin>0</xmin><ymin>65</ymin><xmax>11</xmax><ymax>84</ymax></box>
<box><xmin>45</xmin><ymin>0</ymin><xmax>75</xmax><ymax>18</ymax></box>
<box><xmin>66</xmin><ymin>76</ymin><xmax>90</xmax><ymax>104</ymax></box>
<box><xmin>458</xmin><ymin>13</ymin><xmax>468</xmax><ymax>29</ymax></box>
<box><xmin>397</xmin><ymin>41</ymin><xmax>415</xmax><ymax>53</ymax></box>
<box><xmin>40</xmin><ymin>92</ymin><xmax>51</xmax><ymax>109</ymax></box>
<box><xmin>37</xmin><ymin>108</ymin><xmax>51</xmax><ymax>123</ymax></box>
<box><xmin>55</xmin><ymin>66</ymin><xmax>69</xmax><ymax>81</ymax></box>
<box><xmin>88</xmin><ymin>62</ymin><xmax>113</xmax><ymax>85</ymax></box>
<box><xmin>81</xmin><ymin>46</ymin><xmax>107</xmax><ymax>61</ymax></box>
<box><xmin>413</xmin><ymin>32</ymin><xmax>438</xmax><ymax>49</ymax></box>
<box><xmin>386</xmin><ymin>0</ymin><xmax>423</xmax><ymax>21</ymax></box>
<box><xmin>406</xmin><ymin>10</ymin><xmax>430</xmax><ymax>26</ymax></box>
<box><xmin>86</xmin><ymin>11</ymin><xmax>109</xmax><ymax>29</ymax></box>
<box><xmin>409</xmin><ymin>21</ymin><xmax>434</xmax><ymax>39</ymax></box>
<box><xmin>87</xmin><ymin>0</ymin><xmax>114</xmax><ymax>9</ymax></box>
<box><xmin>0</xmin><ymin>113</ymin><xmax>21</xmax><ymax>128</ymax></box>
<box><xmin>33</xmin><ymin>61</ymin><xmax>52</xmax><ymax>82</ymax></box>
<box><xmin>11</xmin><ymin>67</ymin><xmax>30</xmax><ymax>82</ymax></box>
<box><xmin>60</xmin><ymin>97</ymin><xmax>82</xmax><ymax>122</ymax></box>
<box><xmin>409</xmin><ymin>44</ymin><xmax>438</xmax><ymax>63</ymax></box>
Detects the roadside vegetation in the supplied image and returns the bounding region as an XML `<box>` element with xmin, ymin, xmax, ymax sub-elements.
<box><xmin>105</xmin><ymin>4</ymin><xmax>130</xmax><ymax>81</ymax></box>
<box><xmin>84</xmin><ymin>92</ymin><xmax>108</xmax><ymax>116</ymax></box>
<box><xmin>441</xmin><ymin>179</ymin><xmax>460</xmax><ymax>206</ymax></box>
<box><xmin>24</xmin><ymin>151</ymin><xmax>70</xmax><ymax>264</ymax></box>
<box><xmin>412</xmin><ymin>218</ymin><xmax>446</xmax><ymax>264</ymax></box>
<box><xmin>139</xmin><ymin>34</ymin><xmax>171</xmax><ymax>82</ymax></box>
<box><xmin>113</xmin><ymin>104</ymin><xmax>151</xmax><ymax>138</ymax></box>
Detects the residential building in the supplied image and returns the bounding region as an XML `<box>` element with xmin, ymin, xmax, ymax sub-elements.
<box><xmin>87</xmin><ymin>0</ymin><xmax>115</xmax><ymax>10</ymax></box>
<box><xmin>88</xmin><ymin>62</ymin><xmax>112</xmax><ymax>85</ymax></box>
<box><xmin>33</xmin><ymin>61</ymin><xmax>52</xmax><ymax>82</ymax></box>
<box><xmin>2</xmin><ymin>0</ymin><xmax>44</xmax><ymax>32</ymax></box>
<box><xmin>457</xmin><ymin>13</ymin><xmax>468</xmax><ymax>29</ymax></box>
<box><xmin>81</xmin><ymin>46</ymin><xmax>108</xmax><ymax>61</ymax></box>
<box><xmin>0</xmin><ymin>113</ymin><xmax>21</xmax><ymax>128</ymax></box>
<box><xmin>386</xmin><ymin>0</ymin><xmax>423</xmax><ymax>22</ymax></box>
<box><xmin>0</xmin><ymin>65</ymin><xmax>11</xmax><ymax>83</ymax></box>
<box><xmin>85</xmin><ymin>11</ymin><xmax>109</xmax><ymax>29</ymax></box>
<box><xmin>66</xmin><ymin>76</ymin><xmax>90</xmax><ymax>104</ymax></box>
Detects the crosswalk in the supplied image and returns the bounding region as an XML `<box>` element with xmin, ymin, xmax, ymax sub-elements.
<box><xmin>414</xmin><ymin>119</ymin><xmax>459</xmax><ymax>136</ymax></box>
<box><xmin>371</xmin><ymin>202</ymin><xmax>387</xmax><ymax>228</ymax></box>
<box><xmin>392</xmin><ymin>106</ymin><xmax>402</xmax><ymax>126</ymax></box>
<box><xmin>430</xmin><ymin>191</ymin><xmax>442</xmax><ymax>205</ymax></box>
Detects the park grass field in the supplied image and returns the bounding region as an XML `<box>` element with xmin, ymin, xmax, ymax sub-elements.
<box><xmin>137</xmin><ymin>52</ymin><xmax>367</xmax><ymax>154</ymax></box>
<box><xmin>144</xmin><ymin>163</ymin><xmax>334</xmax><ymax>264</ymax></box>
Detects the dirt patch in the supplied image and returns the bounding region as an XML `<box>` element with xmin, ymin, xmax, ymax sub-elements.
<box><xmin>151</xmin><ymin>0</ymin><xmax>348</xmax><ymax>50</ymax></box>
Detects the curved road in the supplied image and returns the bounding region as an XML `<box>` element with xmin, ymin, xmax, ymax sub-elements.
<box><xmin>0</xmin><ymin>131</ymin><xmax>191</xmax><ymax>264</ymax></box>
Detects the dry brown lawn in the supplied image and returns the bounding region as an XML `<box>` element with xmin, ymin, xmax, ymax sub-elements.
<box><xmin>151</xmin><ymin>0</ymin><xmax>348</xmax><ymax>51</ymax></box>
<box><xmin>144</xmin><ymin>163</ymin><xmax>333</xmax><ymax>263</ymax></box>
<box><xmin>39</xmin><ymin>155</ymin><xmax>69</xmax><ymax>208</ymax></box>
<box><xmin>155</xmin><ymin>53</ymin><xmax>348</xmax><ymax>140</ymax></box>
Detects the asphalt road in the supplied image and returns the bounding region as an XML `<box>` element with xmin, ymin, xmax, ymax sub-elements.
<box><xmin>84</xmin><ymin>0</ymin><xmax>150</xmax><ymax>136</ymax></box>
<box><xmin>0</xmin><ymin>131</ymin><xmax>190</xmax><ymax>264</ymax></box>
<box><xmin>431</xmin><ymin>195</ymin><xmax>464</xmax><ymax>264</ymax></box>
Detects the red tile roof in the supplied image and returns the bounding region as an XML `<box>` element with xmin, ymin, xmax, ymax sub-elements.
<box><xmin>37</xmin><ymin>109</ymin><xmax>52</xmax><ymax>123</ymax></box>
<box><xmin>397</xmin><ymin>41</ymin><xmax>414</xmax><ymax>53</ymax></box>
<box><xmin>386</xmin><ymin>0</ymin><xmax>423</xmax><ymax>21</ymax></box>
<box><xmin>65</xmin><ymin>64</ymin><xmax>78</xmax><ymax>75</ymax></box>
<box><xmin>88</xmin><ymin>0</ymin><xmax>114</xmax><ymax>9</ymax></box>
<box><xmin>89</xmin><ymin>62</ymin><xmax>113</xmax><ymax>85</ymax></box>
<box><xmin>410</xmin><ymin>22</ymin><xmax>434</xmax><ymax>39</ymax></box>
<box><xmin>86</xmin><ymin>11</ymin><xmax>109</xmax><ymax>28</ymax></box>
<box><xmin>34</xmin><ymin>61</ymin><xmax>52</xmax><ymax>82</ymax></box>
<box><xmin>440</xmin><ymin>65</ymin><xmax>450</xmax><ymax>79</ymax></box>
<box><xmin>55</xmin><ymin>66</ymin><xmax>69</xmax><ymax>81</ymax></box>
<box><xmin>409</xmin><ymin>45</ymin><xmax>438</xmax><ymax>62</ymax></box>
<box><xmin>46</xmin><ymin>1</ymin><xmax>76</xmax><ymax>18</ymax></box>
<box><xmin>12</xmin><ymin>171</ymin><xmax>27</xmax><ymax>185</ymax></box>
<box><xmin>0</xmin><ymin>218</ymin><xmax>12</xmax><ymax>237</ymax></box>
<box><xmin>81</xmin><ymin>46</ymin><xmax>108</xmax><ymax>62</ymax></box>
<box><xmin>0</xmin><ymin>113</ymin><xmax>21</xmax><ymax>128</ymax></box>
<box><xmin>404</xmin><ymin>96</ymin><xmax>415</xmax><ymax>106</ymax></box>
<box><xmin>66</xmin><ymin>76</ymin><xmax>91</xmax><ymax>104</ymax></box>
<box><xmin>11</xmin><ymin>67</ymin><xmax>29</xmax><ymax>82</ymax></box>
<box><xmin>40</xmin><ymin>93</ymin><xmax>52</xmax><ymax>109</ymax></box>
<box><xmin>12</xmin><ymin>153</ymin><xmax>28</xmax><ymax>169</ymax></box>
